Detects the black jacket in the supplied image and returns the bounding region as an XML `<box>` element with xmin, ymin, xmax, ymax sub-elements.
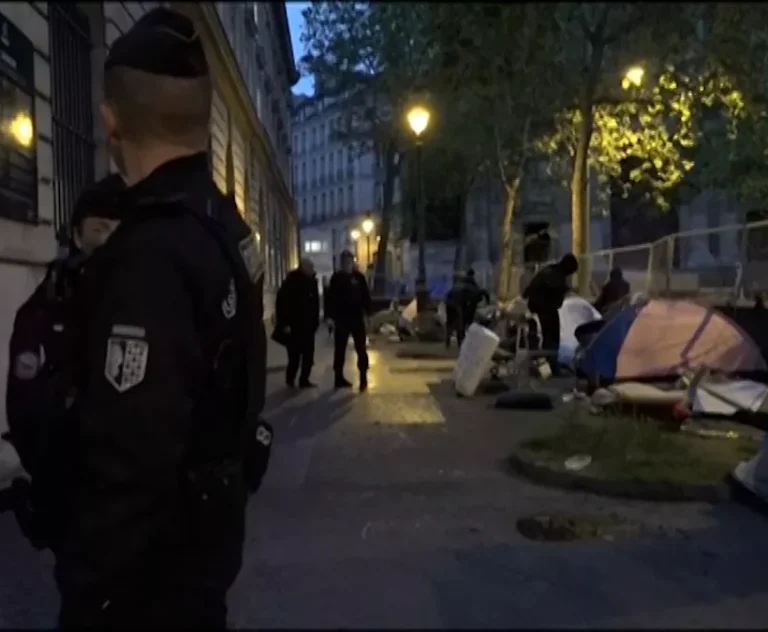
<box><xmin>524</xmin><ymin>264</ymin><xmax>571</xmax><ymax>313</ymax></box>
<box><xmin>594</xmin><ymin>277</ymin><xmax>630</xmax><ymax>314</ymax></box>
<box><xmin>276</xmin><ymin>269</ymin><xmax>320</xmax><ymax>334</ymax></box>
<box><xmin>56</xmin><ymin>153</ymin><xmax>265</xmax><ymax>601</ymax></box>
<box><xmin>326</xmin><ymin>270</ymin><xmax>371</xmax><ymax>324</ymax></box>
<box><xmin>6</xmin><ymin>257</ymin><xmax>82</xmax><ymax>479</ymax></box>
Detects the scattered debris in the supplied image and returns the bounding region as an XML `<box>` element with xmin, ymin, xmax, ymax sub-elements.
<box><xmin>564</xmin><ymin>454</ymin><xmax>592</xmax><ymax>471</ymax></box>
<box><xmin>516</xmin><ymin>513</ymin><xmax>638</xmax><ymax>542</ymax></box>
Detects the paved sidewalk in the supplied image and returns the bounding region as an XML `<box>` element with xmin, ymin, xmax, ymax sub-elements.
<box><xmin>3</xmin><ymin>338</ymin><xmax>768</xmax><ymax>627</ymax></box>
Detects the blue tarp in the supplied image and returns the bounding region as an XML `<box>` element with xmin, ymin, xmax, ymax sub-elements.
<box><xmin>578</xmin><ymin>303</ymin><xmax>641</xmax><ymax>381</ymax></box>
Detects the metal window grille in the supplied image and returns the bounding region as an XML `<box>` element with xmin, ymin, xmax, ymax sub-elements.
<box><xmin>50</xmin><ymin>4</ymin><xmax>94</xmax><ymax>244</ymax></box>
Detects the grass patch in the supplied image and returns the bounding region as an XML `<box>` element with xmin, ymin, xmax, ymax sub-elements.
<box><xmin>517</xmin><ymin>417</ymin><xmax>761</xmax><ymax>487</ymax></box>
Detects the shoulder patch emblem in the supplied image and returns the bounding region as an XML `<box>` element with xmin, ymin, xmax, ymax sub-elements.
<box><xmin>239</xmin><ymin>235</ymin><xmax>265</xmax><ymax>285</ymax></box>
<box><xmin>222</xmin><ymin>278</ymin><xmax>237</xmax><ymax>319</ymax></box>
<box><xmin>104</xmin><ymin>337</ymin><xmax>149</xmax><ymax>393</ymax></box>
<box><xmin>14</xmin><ymin>350</ymin><xmax>41</xmax><ymax>380</ymax></box>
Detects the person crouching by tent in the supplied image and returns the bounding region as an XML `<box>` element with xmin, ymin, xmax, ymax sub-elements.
<box><xmin>445</xmin><ymin>274</ymin><xmax>467</xmax><ymax>348</ymax></box>
<box><xmin>593</xmin><ymin>267</ymin><xmax>630</xmax><ymax>316</ymax></box>
<box><xmin>523</xmin><ymin>253</ymin><xmax>579</xmax><ymax>376</ymax></box>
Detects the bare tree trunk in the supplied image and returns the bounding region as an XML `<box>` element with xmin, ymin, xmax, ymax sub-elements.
<box><xmin>372</xmin><ymin>140</ymin><xmax>398</xmax><ymax>298</ymax></box>
<box><xmin>571</xmin><ymin>38</ymin><xmax>605</xmax><ymax>294</ymax></box>
<box><xmin>495</xmin><ymin>117</ymin><xmax>530</xmax><ymax>301</ymax></box>
<box><xmin>485</xmin><ymin>166</ymin><xmax>496</xmax><ymax>265</ymax></box>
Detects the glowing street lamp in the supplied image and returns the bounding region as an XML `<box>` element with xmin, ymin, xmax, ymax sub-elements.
<box><xmin>350</xmin><ymin>228</ymin><xmax>361</xmax><ymax>261</ymax></box>
<box><xmin>361</xmin><ymin>216</ymin><xmax>375</xmax><ymax>270</ymax></box>
<box><xmin>407</xmin><ymin>105</ymin><xmax>431</xmax><ymax>310</ymax></box>
<box><xmin>406</xmin><ymin>105</ymin><xmax>431</xmax><ymax>139</ymax></box>
<box><xmin>622</xmin><ymin>65</ymin><xmax>645</xmax><ymax>90</ymax></box>
<box><xmin>8</xmin><ymin>112</ymin><xmax>33</xmax><ymax>148</ymax></box>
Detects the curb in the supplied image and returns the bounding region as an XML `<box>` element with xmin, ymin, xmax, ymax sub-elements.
<box><xmin>505</xmin><ymin>451</ymin><xmax>730</xmax><ymax>503</ymax></box>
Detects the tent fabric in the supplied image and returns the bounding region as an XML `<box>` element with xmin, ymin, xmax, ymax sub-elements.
<box><xmin>558</xmin><ymin>295</ymin><xmax>602</xmax><ymax>365</ymax></box>
<box><xmin>579</xmin><ymin>299</ymin><xmax>767</xmax><ymax>383</ymax></box>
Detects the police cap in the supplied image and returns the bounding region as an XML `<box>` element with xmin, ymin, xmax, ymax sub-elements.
<box><xmin>70</xmin><ymin>173</ymin><xmax>126</xmax><ymax>228</ymax></box>
<box><xmin>104</xmin><ymin>8</ymin><xmax>208</xmax><ymax>78</ymax></box>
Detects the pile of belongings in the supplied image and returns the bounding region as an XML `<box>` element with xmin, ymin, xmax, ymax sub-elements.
<box><xmin>397</xmin><ymin>298</ymin><xmax>444</xmax><ymax>342</ymax></box>
<box><xmin>368</xmin><ymin>299</ymin><xmax>403</xmax><ymax>339</ymax></box>
<box><xmin>574</xmin><ymin>297</ymin><xmax>768</xmax><ymax>501</ymax></box>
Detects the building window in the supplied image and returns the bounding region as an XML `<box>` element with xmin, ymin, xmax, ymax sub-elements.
<box><xmin>311</xmin><ymin>127</ymin><xmax>316</xmax><ymax>148</ymax></box>
<box><xmin>338</xmin><ymin>187</ymin><xmax>343</xmax><ymax>213</ymax></box>
<box><xmin>312</xmin><ymin>195</ymin><xmax>317</xmax><ymax>217</ymax></box>
<box><xmin>301</xmin><ymin>161</ymin><xmax>306</xmax><ymax>185</ymax></box>
<box><xmin>311</xmin><ymin>158</ymin><xmax>316</xmax><ymax>181</ymax></box>
<box><xmin>329</xmin><ymin>152</ymin><xmax>334</xmax><ymax>177</ymax></box>
<box><xmin>319</xmin><ymin>156</ymin><xmax>325</xmax><ymax>182</ymax></box>
<box><xmin>329</xmin><ymin>190</ymin><xmax>335</xmax><ymax>215</ymax></box>
<box><xmin>321</xmin><ymin>192</ymin><xmax>326</xmax><ymax>216</ymax></box>
<box><xmin>293</xmin><ymin>134</ymin><xmax>298</xmax><ymax>152</ymax></box>
<box><xmin>301</xmin><ymin>130</ymin><xmax>306</xmax><ymax>153</ymax></box>
<box><xmin>337</xmin><ymin>149</ymin><xmax>343</xmax><ymax>177</ymax></box>
<box><xmin>301</xmin><ymin>197</ymin><xmax>306</xmax><ymax>218</ymax></box>
<box><xmin>347</xmin><ymin>184</ymin><xmax>354</xmax><ymax>212</ymax></box>
<box><xmin>320</xmin><ymin>122</ymin><xmax>326</xmax><ymax>146</ymax></box>
<box><xmin>50</xmin><ymin>4</ymin><xmax>95</xmax><ymax>240</ymax></box>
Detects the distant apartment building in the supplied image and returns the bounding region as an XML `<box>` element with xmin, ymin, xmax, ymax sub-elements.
<box><xmin>0</xmin><ymin>1</ymin><xmax>297</xmax><ymax>459</ymax></box>
<box><xmin>291</xmin><ymin>92</ymin><xmax>405</xmax><ymax>290</ymax></box>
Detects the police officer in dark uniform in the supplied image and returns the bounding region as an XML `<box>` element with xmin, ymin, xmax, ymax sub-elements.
<box><xmin>6</xmin><ymin>174</ymin><xmax>124</xmax><ymax>476</ymax></box>
<box><xmin>3</xmin><ymin>175</ymin><xmax>124</xmax><ymax>549</ymax></box>
<box><xmin>54</xmin><ymin>9</ymin><xmax>268</xmax><ymax>628</ymax></box>
<box><xmin>326</xmin><ymin>249</ymin><xmax>371</xmax><ymax>391</ymax></box>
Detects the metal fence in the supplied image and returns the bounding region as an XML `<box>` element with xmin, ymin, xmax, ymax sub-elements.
<box><xmin>547</xmin><ymin>219</ymin><xmax>768</xmax><ymax>301</ymax></box>
<box><xmin>50</xmin><ymin>4</ymin><xmax>95</xmax><ymax>244</ymax></box>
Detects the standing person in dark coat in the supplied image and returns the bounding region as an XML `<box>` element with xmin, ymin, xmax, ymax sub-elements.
<box><xmin>326</xmin><ymin>250</ymin><xmax>371</xmax><ymax>391</ymax></box>
<box><xmin>461</xmin><ymin>268</ymin><xmax>491</xmax><ymax>331</ymax></box>
<box><xmin>4</xmin><ymin>175</ymin><xmax>124</xmax><ymax>552</ymax></box>
<box><xmin>445</xmin><ymin>275</ymin><xmax>466</xmax><ymax>348</ymax></box>
<box><xmin>593</xmin><ymin>267</ymin><xmax>630</xmax><ymax>315</ymax></box>
<box><xmin>523</xmin><ymin>253</ymin><xmax>579</xmax><ymax>375</ymax></box>
<box><xmin>276</xmin><ymin>258</ymin><xmax>320</xmax><ymax>388</ymax></box>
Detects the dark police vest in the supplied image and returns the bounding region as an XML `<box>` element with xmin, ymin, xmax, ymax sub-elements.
<box><xmin>5</xmin><ymin>256</ymin><xmax>83</xmax><ymax>475</ymax></box>
<box><xmin>116</xmin><ymin>189</ymin><xmax>272</xmax><ymax>494</ymax></box>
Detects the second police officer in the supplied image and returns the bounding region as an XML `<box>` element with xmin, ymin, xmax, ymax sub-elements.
<box><xmin>53</xmin><ymin>8</ymin><xmax>269</xmax><ymax>628</ymax></box>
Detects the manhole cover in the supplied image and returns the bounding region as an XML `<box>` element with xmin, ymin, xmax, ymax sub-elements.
<box><xmin>516</xmin><ymin>513</ymin><xmax>637</xmax><ymax>542</ymax></box>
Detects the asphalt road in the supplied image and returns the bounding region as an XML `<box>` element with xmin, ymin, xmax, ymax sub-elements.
<box><xmin>2</xmin><ymin>336</ymin><xmax>768</xmax><ymax>628</ymax></box>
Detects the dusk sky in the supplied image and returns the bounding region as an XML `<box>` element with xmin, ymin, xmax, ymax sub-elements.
<box><xmin>286</xmin><ymin>1</ymin><xmax>314</xmax><ymax>96</ymax></box>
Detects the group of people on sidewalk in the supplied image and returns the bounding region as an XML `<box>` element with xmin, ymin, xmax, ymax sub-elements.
<box><xmin>274</xmin><ymin>249</ymin><xmax>371</xmax><ymax>393</ymax></box>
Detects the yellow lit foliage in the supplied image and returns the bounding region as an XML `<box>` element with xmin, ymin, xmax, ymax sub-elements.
<box><xmin>536</xmin><ymin>63</ymin><xmax>746</xmax><ymax>210</ymax></box>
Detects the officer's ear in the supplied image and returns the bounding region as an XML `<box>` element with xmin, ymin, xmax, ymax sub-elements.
<box><xmin>100</xmin><ymin>102</ymin><xmax>120</xmax><ymax>143</ymax></box>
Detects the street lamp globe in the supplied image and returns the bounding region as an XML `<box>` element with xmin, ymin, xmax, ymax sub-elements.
<box><xmin>406</xmin><ymin>105</ymin><xmax>430</xmax><ymax>138</ymax></box>
<box><xmin>350</xmin><ymin>228</ymin><xmax>361</xmax><ymax>241</ymax></box>
<box><xmin>622</xmin><ymin>65</ymin><xmax>645</xmax><ymax>90</ymax></box>
<box><xmin>362</xmin><ymin>218</ymin><xmax>375</xmax><ymax>234</ymax></box>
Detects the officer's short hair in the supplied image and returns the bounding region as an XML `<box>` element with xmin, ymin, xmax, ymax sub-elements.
<box><xmin>104</xmin><ymin>68</ymin><xmax>212</xmax><ymax>148</ymax></box>
<box><xmin>103</xmin><ymin>8</ymin><xmax>212</xmax><ymax>148</ymax></box>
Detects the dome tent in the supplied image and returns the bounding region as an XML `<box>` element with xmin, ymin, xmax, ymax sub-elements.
<box><xmin>579</xmin><ymin>299</ymin><xmax>767</xmax><ymax>384</ymax></box>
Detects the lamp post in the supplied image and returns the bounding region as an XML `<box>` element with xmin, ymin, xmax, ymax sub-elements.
<box><xmin>362</xmin><ymin>215</ymin><xmax>375</xmax><ymax>269</ymax></box>
<box><xmin>350</xmin><ymin>228</ymin><xmax>361</xmax><ymax>262</ymax></box>
<box><xmin>406</xmin><ymin>104</ymin><xmax>431</xmax><ymax>311</ymax></box>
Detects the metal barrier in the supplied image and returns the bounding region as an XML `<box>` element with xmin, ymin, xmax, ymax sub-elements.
<box><xmin>542</xmin><ymin>219</ymin><xmax>768</xmax><ymax>301</ymax></box>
